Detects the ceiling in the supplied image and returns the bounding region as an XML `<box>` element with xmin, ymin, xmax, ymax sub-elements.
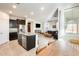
<box><xmin>0</xmin><ymin>3</ymin><xmax>78</xmax><ymax>22</ymax></box>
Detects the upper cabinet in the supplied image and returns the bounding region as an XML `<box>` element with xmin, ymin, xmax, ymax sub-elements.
<box><xmin>17</xmin><ymin>19</ymin><xmax>25</xmax><ymax>25</ymax></box>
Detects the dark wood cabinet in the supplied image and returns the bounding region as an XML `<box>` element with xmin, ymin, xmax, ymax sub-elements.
<box><xmin>9</xmin><ymin>19</ymin><xmax>18</xmax><ymax>41</ymax></box>
<box><xmin>26</xmin><ymin>35</ymin><xmax>36</xmax><ymax>50</ymax></box>
<box><xmin>9</xmin><ymin>32</ymin><xmax>18</xmax><ymax>41</ymax></box>
<box><xmin>17</xmin><ymin>19</ymin><xmax>25</xmax><ymax>25</ymax></box>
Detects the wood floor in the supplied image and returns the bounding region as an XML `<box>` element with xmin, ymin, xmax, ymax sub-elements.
<box><xmin>0</xmin><ymin>34</ymin><xmax>79</xmax><ymax>56</ymax></box>
<box><xmin>0</xmin><ymin>40</ymin><xmax>36</xmax><ymax>56</ymax></box>
<box><xmin>37</xmin><ymin>40</ymin><xmax>79</xmax><ymax>56</ymax></box>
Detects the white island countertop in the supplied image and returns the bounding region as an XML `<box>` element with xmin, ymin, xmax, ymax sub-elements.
<box><xmin>19</xmin><ymin>32</ymin><xmax>36</xmax><ymax>36</ymax></box>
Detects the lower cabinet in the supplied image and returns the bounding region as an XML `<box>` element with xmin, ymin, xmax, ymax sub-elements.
<box><xmin>18</xmin><ymin>34</ymin><xmax>22</xmax><ymax>46</ymax></box>
<box><xmin>9</xmin><ymin>32</ymin><xmax>18</xmax><ymax>41</ymax></box>
<box><xmin>26</xmin><ymin>35</ymin><xmax>36</xmax><ymax>50</ymax></box>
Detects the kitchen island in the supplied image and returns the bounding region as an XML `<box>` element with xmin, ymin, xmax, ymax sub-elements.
<box><xmin>18</xmin><ymin>33</ymin><xmax>37</xmax><ymax>51</ymax></box>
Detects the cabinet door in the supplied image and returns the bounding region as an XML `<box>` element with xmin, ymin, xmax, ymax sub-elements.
<box><xmin>22</xmin><ymin>35</ymin><xmax>26</xmax><ymax>49</ymax></box>
<box><xmin>32</xmin><ymin>35</ymin><xmax>36</xmax><ymax>47</ymax></box>
<box><xmin>18</xmin><ymin>34</ymin><xmax>22</xmax><ymax>46</ymax></box>
<box><xmin>27</xmin><ymin>35</ymin><xmax>36</xmax><ymax>50</ymax></box>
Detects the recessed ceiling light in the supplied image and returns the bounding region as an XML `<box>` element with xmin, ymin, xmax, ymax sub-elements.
<box><xmin>12</xmin><ymin>5</ymin><xmax>16</xmax><ymax>9</ymax></box>
<box><xmin>40</xmin><ymin>7</ymin><xmax>44</xmax><ymax>11</ymax></box>
<box><xmin>9</xmin><ymin>11</ymin><xmax>12</xmax><ymax>14</ymax></box>
<box><xmin>30</xmin><ymin>12</ymin><xmax>34</xmax><ymax>15</ymax></box>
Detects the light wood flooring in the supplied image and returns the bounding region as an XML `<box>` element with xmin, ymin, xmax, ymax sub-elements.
<box><xmin>0</xmin><ymin>40</ymin><xmax>36</xmax><ymax>56</ymax></box>
<box><xmin>37</xmin><ymin>40</ymin><xmax>79</xmax><ymax>56</ymax></box>
<box><xmin>0</xmin><ymin>34</ymin><xmax>79</xmax><ymax>56</ymax></box>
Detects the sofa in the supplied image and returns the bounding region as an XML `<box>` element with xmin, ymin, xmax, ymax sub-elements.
<box><xmin>43</xmin><ymin>32</ymin><xmax>52</xmax><ymax>37</ymax></box>
<box><xmin>47</xmin><ymin>31</ymin><xmax>58</xmax><ymax>39</ymax></box>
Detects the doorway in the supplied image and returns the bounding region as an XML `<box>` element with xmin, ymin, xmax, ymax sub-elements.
<box><xmin>28</xmin><ymin>22</ymin><xmax>31</xmax><ymax>32</ymax></box>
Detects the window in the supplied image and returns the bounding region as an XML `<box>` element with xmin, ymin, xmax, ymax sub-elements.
<box><xmin>64</xmin><ymin>6</ymin><xmax>79</xmax><ymax>34</ymax></box>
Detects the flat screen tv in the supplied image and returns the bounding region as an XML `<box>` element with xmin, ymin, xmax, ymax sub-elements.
<box><xmin>36</xmin><ymin>24</ymin><xmax>40</xmax><ymax>28</ymax></box>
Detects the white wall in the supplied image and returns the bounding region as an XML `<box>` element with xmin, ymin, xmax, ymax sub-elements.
<box><xmin>0</xmin><ymin>11</ymin><xmax>9</xmax><ymax>45</ymax></box>
<box><xmin>44</xmin><ymin>21</ymin><xmax>58</xmax><ymax>32</ymax></box>
<box><xmin>44</xmin><ymin>21</ymin><xmax>49</xmax><ymax>32</ymax></box>
<box><xmin>34</xmin><ymin>20</ymin><xmax>58</xmax><ymax>33</ymax></box>
<box><xmin>25</xmin><ymin>18</ymin><xmax>35</xmax><ymax>33</ymax></box>
<box><xmin>48</xmin><ymin>21</ymin><xmax>58</xmax><ymax>31</ymax></box>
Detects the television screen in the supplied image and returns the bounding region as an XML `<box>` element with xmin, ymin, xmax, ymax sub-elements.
<box><xmin>36</xmin><ymin>24</ymin><xmax>40</xmax><ymax>28</ymax></box>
